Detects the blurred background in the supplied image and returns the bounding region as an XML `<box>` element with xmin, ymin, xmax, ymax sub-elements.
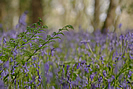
<box><xmin>0</xmin><ymin>0</ymin><xmax>133</xmax><ymax>33</ymax></box>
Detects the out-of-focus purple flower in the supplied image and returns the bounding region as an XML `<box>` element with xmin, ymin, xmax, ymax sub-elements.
<box><xmin>24</xmin><ymin>66</ymin><xmax>29</xmax><ymax>73</ymax></box>
<box><xmin>44</xmin><ymin>63</ymin><xmax>49</xmax><ymax>72</ymax></box>
<box><xmin>118</xmin><ymin>23</ymin><xmax>122</xmax><ymax>28</ymax></box>
<box><xmin>87</xmin><ymin>64</ymin><xmax>90</xmax><ymax>67</ymax></box>
<box><xmin>90</xmin><ymin>73</ymin><xmax>95</xmax><ymax>81</ymax></box>
<box><xmin>46</xmin><ymin>72</ymin><xmax>53</xmax><ymax>83</ymax></box>
<box><xmin>119</xmin><ymin>34</ymin><xmax>124</xmax><ymax>41</ymax></box>
<box><xmin>39</xmin><ymin>44</ymin><xmax>42</xmax><ymax>47</ymax></box>
<box><xmin>119</xmin><ymin>80</ymin><xmax>127</xmax><ymax>88</ymax></box>
<box><xmin>33</xmin><ymin>57</ymin><xmax>37</xmax><ymax>61</ymax></box>
<box><xmin>80</xmin><ymin>40</ymin><xmax>90</xmax><ymax>44</ymax></box>
<box><xmin>19</xmin><ymin>11</ymin><xmax>28</xmax><ymax>26</ymax></box>
<box><xmin>0</xmin><ymin>80</ymin><xmax>6</xmax><ymax>89</ymax></box>
<box><xmin>103</xmin><ymin>70</ymin><xmax>107</xmax><ymax>77</ymax></box>
<box><xmin>0</xmin><ymin>60</ymin><xmax>3</xmax><ymax>64</ymax></box>
<box><xmin>128</xmin><ymin>71</ymin><xmax>132</xmax><ymax>78</ymax></box>
<box><xmin>122</xmin><ymin>82</ymin><xmax>127</xmax><ymax>88</ymax></box>
<box><xmin>0</xmin><ymin>24</ymin><xmax>2</xmax><ymax>28</ymax></box>
<box><xmin>114</xmin><ymin>65</ymin><xmax>118</xmax><ymax>74</ymax></box>
<box><xmin>77</xmin><ymin>63</ymin><xmax>80</xmax><ymax>69</ymax></box>
<box><xmin>66</xmin><ymin>65</ymin><xmax>70</xmax><ymax>70</ymax></box>
<box><xmin>91</xmin><ymin>83</ymin><xmax>96</xmax><ymax>89</ymax></box>
<box><xmin>98</xmin><ymin>76</ymin><xmax>103</xmax><ymax>82</ymax></box>
<box><xmin>96</xmin><ymin>64</ymin><xmax>100</xmax><ymax>69</ymax></box>
<box><xmin>1</xmin><ymin>70</ymin><xmax>9</xmax><ymax>79</ymax></box>
<box><xmin>56</xmin><ymin>48</ymin><xmax>62</xmax><ymax>53</ymax></box>
<box><xmin>76</xmin><ymin>76</ymin><xmax>81</xmax><ymax>84</ymax></box>
<box><xmin>130</xmin><ymin>55</ymin><xmax>133</xmax><ymax>59</ymax></box>
<box><xmin>52</xmin><ymin>86</ymin><xmax>55</xmax><ymax>89</ymax></box>
<box><xmin>100</xmin><ymin>56</ymin><xmax>104</xmax><ymax>61</ymax></box>
<box><xmin>0</xmin><ymin>53</ymin><xmax>2</xmax><ymax>56</ymax></box>
<box><xmin>81</xmin><ymin>60</ymin><xmax>86</xmax><ymax>64</ymax></box>
<box><xmin>3</xmin><ymin>38</ymin><xmax>6</xmax><ymax>44</ymax></box>
<box><xmin>84</xmin><ymin>66</ymin><xmax>89</xmax><ymax>73</ymax></box>
<box><xmin>38</xmin><ymin>75</ymin><xmax>41</xmax><ymax>83</ymax></box>
<box><xmin>108</xmin><ymin>75</ymin><xmax>115</xmax><ymax>83</ymax></box>
<box><xmin>51</xmin><ymin>48</ymin><xmax>55</xmax><ymax>56</ymax></box>
<box><xmin>16</xmin><ymin>11</ymin><xmax>28</xmax><ymax>32</ymax></box>
<box><xmin>108</xmin><ymin>83</ymin><xmax>114</xmax><ymax>89</ymax></box>
<box><xmin>90</xmin><ymin>68</ymin><xmax>92</xmax><ymax>71</ymax></box>
<box><xmin>13</xmin><ymin>49</ymin><xmax>18</xmax><ymax>56</ymax></box>
<box><xmin>3</xmin><ymin>61</ymin><xmax>9</xmax><ymax>68</ymax></box>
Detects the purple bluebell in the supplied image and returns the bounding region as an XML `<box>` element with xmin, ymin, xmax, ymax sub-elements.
<box><xmin>119</xmin><ymin>23</ymin><xmax>122</xmax><ymax>28</ymax></box>
<box><xmin>0</xmin><ymin>80</ymin><xmax>6</xmax><ymax>89</ymax></box>
<box><xmin>90</xmin><ymin>73</ymin><xmax>95</xmax><ymax>81</ymax></box>
<box><xmin>103</xmin><ymin>70</ymin><xmax>107</xmax><ymax>77</ymax></box>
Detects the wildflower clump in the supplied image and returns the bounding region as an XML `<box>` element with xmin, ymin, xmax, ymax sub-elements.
<box><xmin>0</xmin><ymin>17</ymin><xmax>73</xmax><ymax>88</ymax></box>
<box><xmin>0</xmin><ymin>12</ymin><xmax>133</xmax><ymax>89</ymax></box>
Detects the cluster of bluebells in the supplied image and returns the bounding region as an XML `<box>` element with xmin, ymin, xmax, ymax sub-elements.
<box><xmin>0</xmin><ymin>12</ymin><xmax>74</xmax><ymax>89</ymax></box>
<box><xmin>55</xmin><ymin>30</ymin><xmax>133</xmax><ymax>88</ymax></box>
<box><xmin>0</xmin><ymin>12</ymin><xmax>133</xmax><ymax>89</ymax></box>
<box><xmin>42</xmin><ymin>29</ymin><xmax>133</xmax><ymax>88</ymax></box>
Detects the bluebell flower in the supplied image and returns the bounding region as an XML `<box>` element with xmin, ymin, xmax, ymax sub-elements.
<box><xmin>103</xmin><ymin>70</ymin><xmax>107</xmax><ymax>77</ymax></box>
<box><xmin>90</xmin><ymin>73</ymin><xmax>95</xmax><ymax>81</ymax></box>
<box><xmin>118</xmin><ymin>23</ymin><xmax>122</xmax><ymax>28</ymax></box>
<box><xmin>0</xmin><ymin>79</ymin><xmax>6</xmax><ymax>89</ymax></box>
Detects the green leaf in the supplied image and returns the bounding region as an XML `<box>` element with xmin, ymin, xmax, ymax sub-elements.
<box><xmin>33</xmin><ymin>23</ymin><xmax>37</xmax><ymax>28</ymax></box>
<box><xmin>62</xmin><ymin>27</ymin><xmax>68</xmax><ymax>31</ymax></box>
<box><xmin>65</xmin><ymin>25</ymin><xmax>74</xmax><ymax>29</ymax></box>
<box><xmin>46</xmin><ymin>35</ymin><xmax>51</xmax><ymax>40</ymax></box>
<box><xmin>42</xmin><ymin>25</ymin><xmax>48</xmax><ymax>29</ymax></box>
<box><xmin>47</xmin><ymin>40</ymin><xmax>56</xmax><ymax>44</ymax></box>
<box><xmin>35</xmin><ymin>35</ymin><xmax>43</xmax><ymax>38</ymax></box>
<box><xmin>37</xmin><ymin>22</ymin><xmax>41</xmax><ymax>26</ymax></box>
<box><xmin>52</xmin><ymin>32</ymin><xmax>57</xmax><ymax>36</ymax></box>
<box><xmin>52</xmin><ymin>36</ymin><xmax>61</xmax><ymax>39</ymax></box>
<box><xmin>38</xmin><ymin>38</ymin><xmax>45</xmax><ymax>43</ymax></box>
<box><xmin>27</xmin><ymin>26</ymin><xmax>31</xmax><ymax>31</ymax></box>
<box><xmin>38</xmin><ymin>17</ymin><xmax>42</xmax><ymax>22</ymax></box>
<box><xmin>57</xmin><ymin>32</ymin><xmax>64</xmax><ymax>36</ymax></box>
<box><xmin>59</xmin><ymin>29</ymin><xmax>62</xmax><ymax>31</ymax></box>
<box><xmin>40</xmin><ymin>29</ymin><xmax>46</xmax><ymax>32</ymax></box>
<box><xmin>40</xmin><ymin>45</ymin><xmax>48</xmax><ymax>49</ymax></box>
<box><xmin>23</xmin><ymin>50</ymin><xmax>32</xmax><ymax>56</ymax></box>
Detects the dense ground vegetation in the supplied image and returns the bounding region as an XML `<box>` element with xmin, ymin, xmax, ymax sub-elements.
<box><xmin>0</xmin><ymin>14</ymin><xmax>133</xmax><ymax>89</ymax></box>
